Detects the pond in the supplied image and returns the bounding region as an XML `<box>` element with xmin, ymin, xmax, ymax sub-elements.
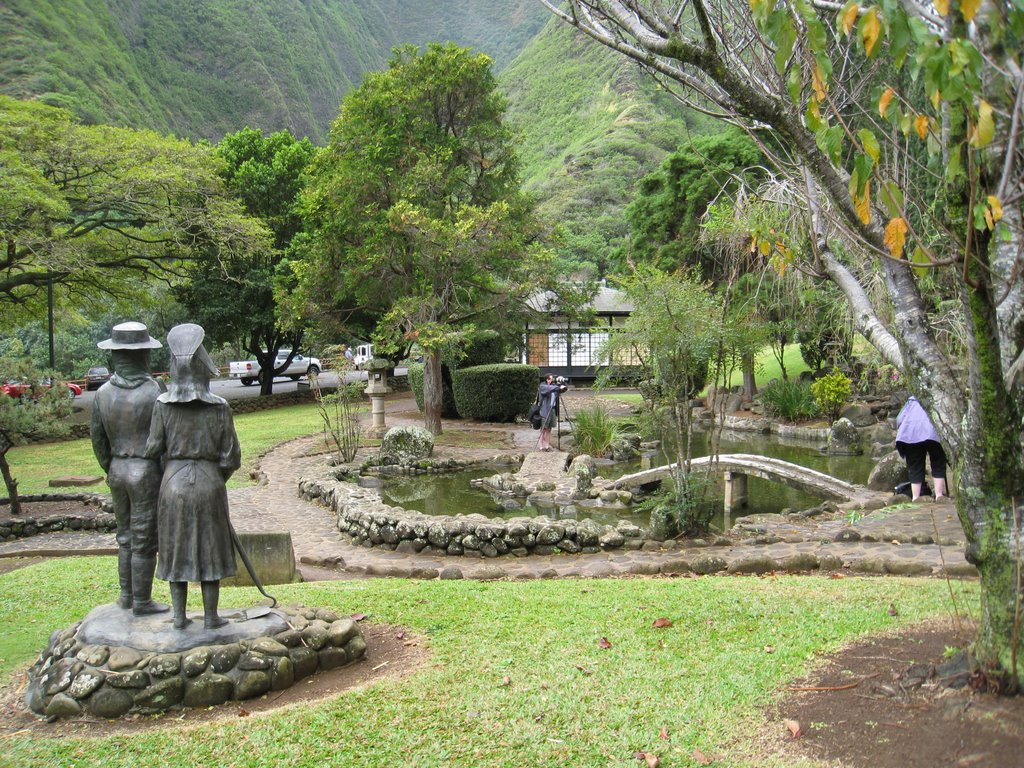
<box><xmin>378</xmin><ymin>428</ymin><xmax>878</xmax><ymax>529</ymax></box>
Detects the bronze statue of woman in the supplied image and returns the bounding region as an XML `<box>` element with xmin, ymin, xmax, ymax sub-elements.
<box><xmin>145</xmin><ymin>324</ymin><xmax>240</xmax><ymax>629</ymax></box>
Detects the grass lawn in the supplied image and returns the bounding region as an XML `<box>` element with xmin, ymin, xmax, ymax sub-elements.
<box><xmin>0</xmin><ymin>558</ymin><xmax>976</xmax><ymax>767</ymax></box>
<box><xmin>7</xmin><ymin>402</ymin><xmax>332</xmax><ymax>494</ymax></box>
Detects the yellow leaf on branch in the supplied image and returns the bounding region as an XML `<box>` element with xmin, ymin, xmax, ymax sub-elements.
<box><xmin>878</xmin><ymin>88</ymin><xmax>895</xmax><ymax>118</ymax></box>
<box><xmin>914</xmin><ymin>115</ymin><xmax>930</xmax><ymax>140</ymax></box>
<box><xmin>854</xmin><ymin>183</ymin><xmax>871</xmax><ymax>225</ymax></box>
<box><xmin>861</xmin><ymin>10</ymin><xmax>881</xmax><ymax>56</ymax></box>
<box><xmin>969</xmin><ymin>101</ymin><xmax>995</xmax><ymax>148</ymax></box>
<box><xmin>933</xmin><ymin>0</ymin><xmax>950</xmax><ymax>16</ymax></box>
<box><xmin>812</xmin><ymin>62</ymin><xmax>827</xmax><ymax>100</ymax></box>
<box><xmin>987</xmin><ymin>195</ymin><xmax>1003</xmax><ymax>223</ymax></box>
<box><xmin>841</xmin><ymin>1</ymin><xmax>859</xmax><ymax>35</ymax></box>
<box><xmin>884</xmin><ymin>217</ymin><xmax>908</xmax><ymax>258</ymax></box>
<box><xmin>960</xmin><ymin>0</ymin><xmax>980</xmax><ymax>22</ymax></box>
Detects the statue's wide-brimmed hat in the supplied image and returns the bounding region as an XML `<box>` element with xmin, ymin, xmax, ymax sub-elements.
<box><xmin>98</xmin><ymin>322</ymin><xmax>162</xmax><ymax>350</ymax></box>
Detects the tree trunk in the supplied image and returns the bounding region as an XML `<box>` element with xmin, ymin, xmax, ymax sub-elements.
<box><xmin>422</xmin><ymin>350</ymin><xmax>443</xmax><ymax>435</ymax></box>
<box><xmin>258</xmin><ymin>350</ymin><xmax>276</xmax><ymax>397</ymax></box>
<box><xmin>0</xmin><ymin>448</ymin><xmax>21</xmax><ymax>515</ymax></box>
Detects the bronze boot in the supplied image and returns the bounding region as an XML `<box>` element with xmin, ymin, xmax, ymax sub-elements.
<box><xmin>131</xmin><ymin>555</ymin><xmax>169</xmax><ymax>616</ymax></box>
<box><xmin>170</xmin><ymin>582</ymin><xmax>191</xmax><ymax>629</ymax></box>
<box><xmin>201</xmin><ymin>581</ymin><xmax>228</xmax><ymax>629</ymax></box>
<box><xmin>117</xmin><ymin>547</ymin><xmax>133</xmax><ymax>609</ymax></box>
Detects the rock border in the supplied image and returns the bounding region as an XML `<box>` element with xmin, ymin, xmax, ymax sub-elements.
<box><xmin>25</xmin><ymin>604</ymin><xmax>366</xmax><ymax>720</ymax></box>
<box><xmin>300</xmin><ymin>460</ymin><xmax>650</xmax><ymax>557</ymax></box>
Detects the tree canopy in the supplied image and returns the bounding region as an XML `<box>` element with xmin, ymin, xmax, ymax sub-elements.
<box><xmin>300</xmin><ymin>43</ymin><xmax>557</xmax><ymax>433</ymax></box>
<box><xmin>542</xmin><ymin>0</ymin><xmax>1024</xmax><ymax>680</ymax></box>
<box><xmin>0</xmin><ymin>96</ymin><xmax>269</xmax><ymax>322</ymax></box>
<box><xmin>175</xmin><ymin>127</ymin><xmax>315</xmax><ymax>395</ymax></box>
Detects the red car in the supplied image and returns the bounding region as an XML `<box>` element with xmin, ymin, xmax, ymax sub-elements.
<box><xmin>2</xmin><ymin>378</ymin><xmax>82</xmax><ymax>399</ymax></box>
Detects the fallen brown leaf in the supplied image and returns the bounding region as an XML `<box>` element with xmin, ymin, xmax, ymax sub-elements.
<box><xmin>599</xmin><ymin>636</ymin><xmax>613</xmax><ymax>649</ymax></box>
<box><xmin>238</xmin><ymin>707</ymin><xmax>250</xmax><ymax>717</ymax></box>
<box><xmin>652</xmin><ymin>618</ymin><xmax>673</xmax><ymax>628</ymax></box>
<box><xmin>500</xmin><ymin>676</ymin><xmax>511</xmax><ymax>687</ymax></box>
<box><xmin>659</xmin><ymin>727</ymin><xmax>670</xmax><ymax>740</ymax></box>
<box><xmin>784</xmin><ymin>718</ymin><xmax>802</xmax><ymax>739</ymax></box>
<box><xmin>693</xmin><ymin>747</ymin><xmax>713</xmax><ymax>765</ymax></box>
<box><xmin>351</xmin><ymin>612</ymin><xmax>368</xmax><ymax>621</ymax></box>
<box><xmin>764</xmin><ymin>645</ymin><xmax>775</xmax><ymax>654</ymax></box>
<box><xmin>575</xmin><ymin>664</ymin><xmax>593</xmax><ymax>675</ymax></box>
<box><xmin>633</xmin><ymin>751</ymin><xmax>660</xmax><ymax>767</ymax></box>
<box><xmin>887</xmin><ymin>603</ymin><xmax>899</xmax><ymax>616</ymax></box>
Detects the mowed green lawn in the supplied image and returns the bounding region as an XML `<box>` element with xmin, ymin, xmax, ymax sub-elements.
<box><xmin>0</xmin><ymin>557</ymin><xmax>976</xmax><ymax>768</ymax></box>
<box><xmin>8</xmin><ymin>401</ymin><xmax>331</xmax><ymax>494</ymax></box>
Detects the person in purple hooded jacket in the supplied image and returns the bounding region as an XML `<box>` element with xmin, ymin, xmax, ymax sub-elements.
<box><xmin>895</xmin><ymin>395</ymin><xmax>948</xmax><ymax>501</ymax></box>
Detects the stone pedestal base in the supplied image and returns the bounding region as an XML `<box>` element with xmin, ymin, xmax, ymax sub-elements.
<box><xmin>25</xmin><ymin>603</ymin><xmax>367</xmax><ymax>720</ymax></box>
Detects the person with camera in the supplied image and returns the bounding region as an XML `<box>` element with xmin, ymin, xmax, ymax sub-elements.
<box><xmin>536</xmin><ymin>374</ymin><xmax>568</xmax><ymax>451</ymax></box>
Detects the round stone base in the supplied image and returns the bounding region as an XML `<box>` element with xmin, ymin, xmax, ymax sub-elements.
<box><xmin>25</xmin><ymin>603</ymin><xmax>367</xmax><ymax>720</ymax></box>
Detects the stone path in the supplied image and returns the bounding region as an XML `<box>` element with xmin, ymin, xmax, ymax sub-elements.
<box><xmin>0</xmin><ymin>393</ymin><xmax>979</xmax><ymax>581</ymax></box>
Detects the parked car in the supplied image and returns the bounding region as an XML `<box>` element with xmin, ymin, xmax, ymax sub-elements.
<box><xmin>2</xmin><ymin>378</ymin><xmax>82</xmax><ymax>399</ymax></box>
<box><xmin>227</xmin><ymin>350</ymin><xmax>322</xmax><ymax>386</ymax></box>
<box><xmin>85</xmin><ymin>366</ymin><xmax>111</xmax><ymax>390</ymax></box>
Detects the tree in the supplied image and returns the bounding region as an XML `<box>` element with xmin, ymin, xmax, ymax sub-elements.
<box><xmin>541</xmin><ymin>1</ymin><xmax>1024</xmax><ymax>683</ymax></box>
<box><xmin>602</xmin><ymin>265</ymin><xmax>758</xmax><ymax>535</ymax></box>
<box><xmin>0</xmin><ymin>342</ymin><xmax>72</xmax><ymax>514</ymax></box>
<box><xmin>300</xmin><ymin>43</ymin><xmax>556</xmax><ymax>434</ymax></box>
<box><xmin>621</xmin><ymin>129</ymin><xmax>764</xmax><ymax>278</ymax></box>
<box><xmin>0</xmin><ymin>96</ymin><xmax>268</xmax><ymax>321</ymax></box>
<box><xmin>176</xmin><ymin>128</ymin><xmax>315</xmax><ymax>395</ymax></box>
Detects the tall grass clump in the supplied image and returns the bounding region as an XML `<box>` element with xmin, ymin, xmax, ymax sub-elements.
<box><xmin>570</xmin><ymin>403</ymin><xmax>622</xmax><ymax>456</ymax></box>
<box><xmin>757</xmin><ymin>379</ymin><xmax>820</xmax><ymax>421</ymax></box>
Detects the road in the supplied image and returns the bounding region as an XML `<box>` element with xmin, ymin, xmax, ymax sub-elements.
<box><xmin>73</xmin><ymin>368</ymin><xmax>405</xmax><ymax>409</ymax></box>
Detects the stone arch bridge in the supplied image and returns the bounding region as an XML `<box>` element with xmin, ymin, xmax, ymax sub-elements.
<box><xmin>609</xmin><ymin>453</ymin><xmax>873</xmax><ymax>516</ymax></box>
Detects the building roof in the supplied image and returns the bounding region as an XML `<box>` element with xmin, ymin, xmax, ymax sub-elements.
<box><xmin>527</xmin><ymin>284</ymin><xmax>633</xmax><ymax>315</ymax></box>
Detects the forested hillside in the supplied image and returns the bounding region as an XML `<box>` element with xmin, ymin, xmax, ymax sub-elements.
<box><xmin>0</xmin><ymin>0</ymin><xmax>547</xmax><ymax>142</ymax></box>
<box><xmin>500</xmin><ymin>21</ymin><xmax>710</xmax><ymax>271</ymax></box>
<box><xmin>1</xmin><ymin>2</ymin><xmax>706</xmax><ymax>271</ymax></box>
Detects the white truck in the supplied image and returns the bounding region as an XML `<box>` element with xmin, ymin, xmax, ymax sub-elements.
<box><xmin>352</xmin><ymin>343</ymin><xmax>373</xmax><ymax>366</ymax></box>
<box><xmin>228</xmin><ymin>350</ymin><xmax>322</xmax><ymax>386</ymax></box>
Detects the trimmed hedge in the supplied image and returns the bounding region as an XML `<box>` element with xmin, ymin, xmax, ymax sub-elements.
<box><xmin>452</xmin><ymin>364</ymin><xmax>539</xmax><ymax>422</ymax></box>
<box><xmin>407</xmin><ymin>363</ymin><xmax>459</xmax><ymax>418</ymax></box>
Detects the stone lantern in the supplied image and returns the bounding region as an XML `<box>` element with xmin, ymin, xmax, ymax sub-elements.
<box><xmin>362</xmin><ymin>357</ymin><xmax>392</xmax><ymax>438</ymax></box>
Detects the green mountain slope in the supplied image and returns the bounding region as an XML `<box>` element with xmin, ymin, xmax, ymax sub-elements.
<box><xmin>1</xmin><ymin>3</ymin><xmax>709</xmax><ymax>273</ymax></box>
<box><xmin>500</xmin><ymin>20</ymin><xmax>713</xmax><ymax>271</ymax></box>
<box><xmin>0</xmin><ymin>0</ymin><xmax>547</xmax><ymax>142</ymax></box>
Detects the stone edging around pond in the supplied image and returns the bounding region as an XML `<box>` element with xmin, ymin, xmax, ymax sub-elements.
<box><xmin>25</xmin><ymin>603</ymin><xmax>367</xmax><ymax>720</ymax></box>
<box><xmin>299</xmin><ymin>458</ymin><xmax>652</xmax><ymax>557</ymax></box>
<box><xmin>0</xmin><ymin>493</ymin><xmax>115</xmax><ymax>542</ymax></box>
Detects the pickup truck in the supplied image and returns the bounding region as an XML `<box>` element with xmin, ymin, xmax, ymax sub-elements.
<box><xmin>228</xmin><ymin>350</ymin><xmax>322</xmax><ymax>386</ymax></box>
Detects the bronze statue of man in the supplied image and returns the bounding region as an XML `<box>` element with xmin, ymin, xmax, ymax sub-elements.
<box><xmin>90</xmin><ymin>322</ymin><xmax>169</xmax><ymax>616</ymax></box>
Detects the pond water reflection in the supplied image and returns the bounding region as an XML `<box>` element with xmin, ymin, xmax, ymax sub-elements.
<box><xmin>378</xmin><ymin>428</ymin><xmax>878</xmax><ymax>528</ymax></box>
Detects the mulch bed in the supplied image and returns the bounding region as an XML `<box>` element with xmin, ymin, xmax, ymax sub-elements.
<box><xmin>1</xmin><ymin>499</ymin><xmax>107</xmax><ymax>525</ymax></box>
<box><xmin>764</xmin><ymin>619</ymin><xmax>1024</xmax><ymax>768</ymax></box>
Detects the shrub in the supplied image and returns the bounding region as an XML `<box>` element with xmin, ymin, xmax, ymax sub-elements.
<box><xmin>757</xmin><ymin>379</ymin><xmax>820</xmax><ymax>421</ymax></box>
<box><xmin>637</xmin><ymin>472</ymin><xmax>716</xmax><ymax>538</ymax></box>
<box><xmin>316</xmin><ymin>382</ymin><xmax>362</xmax><ymax>463</ymax></box>
<box><xmin>451</xmin><ymin>364</ymin><xmax>539</xmax><ymax>422</ymax></box>
<box><xmin>571</xmin><ymin>404</ymin><xmax>623</xmax><ymax>457</ymax></box>
<box><xmin>810</xmin><ymin>369</ymin><xmax>852</xmax><ymax>422</ymax></box>
<box><xmin>407</xmin><ymin>363</ymin><xmax>459</xmax><ymax>418</ymax></box>
<box><xmin>455</xmin><ymin>334</ymin><xmax>506</xmax><ymax>368</ymax></box>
